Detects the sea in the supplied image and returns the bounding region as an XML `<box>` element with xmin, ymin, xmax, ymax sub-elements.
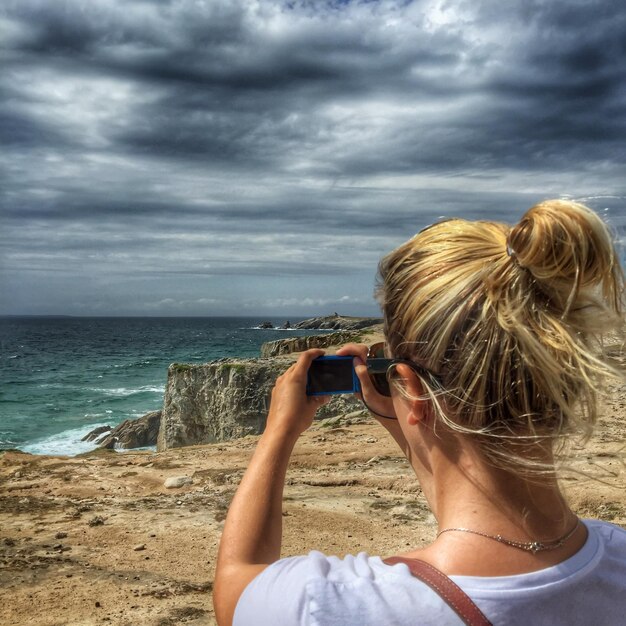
<box><xmin>0</xmin><ymin>316</ymin><xmax>321</xmax><ymax>456</ymax></box>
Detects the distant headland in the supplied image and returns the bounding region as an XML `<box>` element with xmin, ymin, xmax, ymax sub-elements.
<box><xmin>256</xmin><ymin>313</ymin><xmax>383</xmax><ymax>331</ymax></box>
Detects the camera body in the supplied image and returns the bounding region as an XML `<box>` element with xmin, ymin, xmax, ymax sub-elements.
<box><xmin>306</xmin><ymin>356</ymin><xmax>361</xmax><ymax>396</ymax></box>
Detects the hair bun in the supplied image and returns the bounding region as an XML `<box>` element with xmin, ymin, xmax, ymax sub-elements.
<box><xmin>507</xmin><ymin>199</ymin><xmax>622</xmax><ymax>314</ymax></box>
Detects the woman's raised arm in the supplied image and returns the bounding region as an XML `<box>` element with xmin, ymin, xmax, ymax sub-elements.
<box><xmin>213</xmin><ymin>349</ymin><xmax>328</xmax><ymax>626</ymax></box>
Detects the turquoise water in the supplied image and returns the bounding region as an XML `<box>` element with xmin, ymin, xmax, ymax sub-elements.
<box><xmin>0</xmin><ymin>317</ymin><xmax>316</xmax><ymax>455</ymax></box>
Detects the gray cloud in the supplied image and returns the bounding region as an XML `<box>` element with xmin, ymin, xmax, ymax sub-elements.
<box><xmin>0</xmin><ymin>0</ymin><xmax>624</xmax><ymax>316</ymax></box>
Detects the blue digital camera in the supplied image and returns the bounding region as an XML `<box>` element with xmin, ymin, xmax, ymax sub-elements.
<box><xmin>306</xmin><ymin>356</ymin><xmax>361</xmax><ymax>396</ymax></box>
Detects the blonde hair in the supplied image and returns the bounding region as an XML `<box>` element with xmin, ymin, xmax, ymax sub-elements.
<box><xmin>377</xmin><ymin>199</ymin><xmax>624</xmax><ymax>472</ymax></box>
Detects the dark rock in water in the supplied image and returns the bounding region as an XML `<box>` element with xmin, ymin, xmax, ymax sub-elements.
<box><xmin>88</xmin><ymin>410</ymin><xmax>161</xmax><ymax>449</ymax></box>
<box><xmin>258</xmin><ymin>321</ymin><xmax>274</xmax><ymax>329</ymax></box>
<box><xmin>280</xmin><ymin>320</ymin><xmax>292</xmax><ymax>329</ymax></box>
<box><xmin>294</xmin><ymin>314</ymin><xmax>382</xmax><ymax>331</ymax></box>
<box><xmin>81</xmin><ymin>425</ymin><xmax>112</xmax><ymax>442</ymax></box>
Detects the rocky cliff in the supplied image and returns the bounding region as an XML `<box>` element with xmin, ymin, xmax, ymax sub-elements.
<box><xmin>158</xmin><ymin>358</ymin><xmax>364</xmax><ymax>450</ymax></box>
<box><xmin>294</xmin><ymin>314</ymin><xmax>382</xmax><ymax>330</ymax></box>
<box><xmin>158</xmin><ymin>359</ymin><xmax>283</xmax><ymax>450</ymax></box>
<box><xmin>260</xmin><ymin>330</ymin><xmax>363</xmax><ymax>358</ymax></box>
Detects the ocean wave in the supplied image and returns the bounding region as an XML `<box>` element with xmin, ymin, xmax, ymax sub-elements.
<box><xmin>272</xmin><ymin>328</ymin><xmax>309</xmax><ymax>332</ymax></box>
<box><xmin>20</xmin><ymin>424</ymin><xmax>107</xmax><ymax>456</ymax></box>
<box><xmin>37</xmin><ymin>383</ymin><xmax>164</xmax><ymax>396</ymax></box>
<box><xmin>244</xmin><ymin>326</ymin><xmax>335</xmax><ymax>332</ymax></box>
<box><xmin>243</xmin><ymin>326</ymin><xmax>314</xmax><ymax>331</ymax></box>
<box><xmin>111</xmin><ymin>359</ymin><xmax>158</xmax><ymax>369</ymax></box>
<box><xmin>18</xmin><ymin>423</ymin><xmax>156</xmax><ymax>456</ymax></box>
<box><xmin>88</xmin><ymin>385</ymin><xmax>164</xmax><ymax>397</ymax></box>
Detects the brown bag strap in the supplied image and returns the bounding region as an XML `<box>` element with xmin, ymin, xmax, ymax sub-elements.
<box><xmin>383</xmin><ymin>557</ymin><xmax>493</xmax><ymax>626</ymax></box>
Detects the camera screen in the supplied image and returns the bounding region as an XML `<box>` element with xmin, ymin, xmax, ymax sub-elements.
<box><xmin>307</xmin><ymin>358</ymin><xmax>355</xmax><ymax>394</ymax></box>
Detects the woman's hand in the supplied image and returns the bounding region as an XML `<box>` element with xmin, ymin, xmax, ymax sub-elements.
<box><xmin>336</xmin><ymin>343</ymin><xmax>410</xmax><ymax>454</ymax></box>
<box><xmin>264</xmin><ymin>349</ymin><xmax>330</xmax><ymax>440</ymax></box>
<box><xmin>335</xmin><ymin>343</ymin><xmax>397</xmax><ymax>420</ymax></box>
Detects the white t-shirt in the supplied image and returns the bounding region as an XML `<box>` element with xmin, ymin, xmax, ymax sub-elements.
<box><xmin>233</xmin><ymin>519</ymin><xmax>626</xmax><ymax>626</ymax></box>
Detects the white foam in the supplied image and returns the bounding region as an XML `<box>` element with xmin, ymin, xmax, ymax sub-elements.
<box><xmin>273</xmin><ymin>328</ymin><xmax>311</xmax><ymax>332</ymax></box>
<box><xmin>88</xmin><ymin>385</ymin><xmax>164</xmax><ymax>396</ymax></box>
<box><xmin>19</xmin><ymin>424</ymin><xmax>157</xmax><ymax>456</ymax></box>
<box><xmin>244</xmin><ymin>326</ymin><xmax>334</xmax><ymax>332</ymax></box>
<box><xmin>20</xmin><ymin>424</ymin><xmax>108</xmax><ymax>456</ymax></box>
<box><xmin>139</xmin><ymin>385</ymin><xmax>166</xmax><ymax>393</ymax></box>
<box><xmin>112</xmin><ymin>359</ymin><xmax>154</xmax><ymax>368</ymax></box>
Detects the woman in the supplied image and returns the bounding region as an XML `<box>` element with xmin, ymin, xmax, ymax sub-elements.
<box><xmin>214</xmin><ymin>200</ymin><xmax>626</xmax><ymax>625</ymax></box>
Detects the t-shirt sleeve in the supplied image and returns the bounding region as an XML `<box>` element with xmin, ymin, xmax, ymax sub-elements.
<box><xmin>231</xmin><ymin>550</ymin><xmax>458</xmax><ymax>626</ymax></box>
<box><xmin>233</xmin><ymin>552</ymin><xmax>332</xmax><ymax>626</ymax></box>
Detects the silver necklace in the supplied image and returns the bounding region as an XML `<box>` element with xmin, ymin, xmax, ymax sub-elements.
<box><xmin>436</xmin><ymin>520</ymin><xmax>579</xmax><ymax>554</ymax></box>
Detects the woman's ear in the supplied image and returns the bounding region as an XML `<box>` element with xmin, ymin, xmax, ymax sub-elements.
<box><xmin>393</xmin><ymin>363</ymin><xmax>429</xmax><ymax>426</ymax></box>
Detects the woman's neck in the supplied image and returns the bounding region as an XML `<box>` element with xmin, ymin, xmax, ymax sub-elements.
<box><xmin>434</xmin><ymin>458</ymin><xmax>573</xmax><ymax>536</ymax></box>
<box><xmin>403</xmin><ymin>431</ymin><xmax>585</xmax><ymax>575</ymax></box>
<box><xmin>428</xmin><ymin>434</ymin><xmax>572</xmax><ymax>530</ymax></box>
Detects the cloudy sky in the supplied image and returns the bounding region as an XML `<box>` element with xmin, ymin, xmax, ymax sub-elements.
<box><xmin>1</xmin><ymin>0</ymin><xmax>625</xmax><ymax>317</ymax></box>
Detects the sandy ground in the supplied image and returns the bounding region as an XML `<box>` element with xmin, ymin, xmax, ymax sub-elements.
<box><xmin>1</xmin><ymin>361</ymin><xmax>625</xmax><ymax>625</ymax></box>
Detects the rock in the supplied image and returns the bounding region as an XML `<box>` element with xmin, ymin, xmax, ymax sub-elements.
<box><xmin>315</xmin><ymin>396</ymin><xmax>365</xmax><ymax>421</ymax></box>
<box><xmin>93</xmin><ymin>411</ymin><xmax>161</xmax><ymax>450</ymax></box>
<box><xmin>258</xmin><ymin>321</ymin><xmax>274</xmax><ymax>329</ymax></box>
<box><xmin>81</xmin><ymin>425</ymin><xmax>112</xmax><ymax>442</ymax></box>
<box><xmin>280</xmin><ymin>320</ymin><xmax>292</xmax><ymax>329</ymax></box>
<box><xmin>87</xmin><ymin>516</ymin><xmax>106</xmax><ymax>527</ymax></box>
<box><xmin>55</xmin><ymin>532</ymin><xmax>68</xmax><ymax>539</ymax></box>
<box><xmin>260</xmin><ymin>330</ymin><xmax>362</xmax><ymax>358</ymax></box>
<box><xmin>158</xmin><ymin>359</ymin><xmax>289</xmax><ymax>450</ymax></box>
<box><xmin>294</xmin><ymin>314</ymin><xmax>383</xmax><ymax>331</ymax></box>
<box><xmin>159</xmin><ymin>359</ymin><xmax>364</xmax><ymax>450</ymax></box>
<box><xmin>320</xmin><ymin>416</ymin><xmax>342</xmax><ymax>428</ymax></box>
<box><xmin>133</xmin><ymin>544</ymin><xmax>146</xmax><ymax>551</ymax></box>
<box><xmin>164</xmin><ymin>476</ymin><xmax>193</xmax><ymax>489</ymax></box>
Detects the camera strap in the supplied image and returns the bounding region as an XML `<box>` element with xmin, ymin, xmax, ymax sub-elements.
<box><xmin>383</xmin><ymin>557</ymin><xmax>493</xmax><ymax>626</ymax></box>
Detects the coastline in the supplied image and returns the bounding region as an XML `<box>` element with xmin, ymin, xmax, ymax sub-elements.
<box><xmin>0</xmin><ymin>316</ymin><xmax>351</xmax><ymax>456</ymax></box>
